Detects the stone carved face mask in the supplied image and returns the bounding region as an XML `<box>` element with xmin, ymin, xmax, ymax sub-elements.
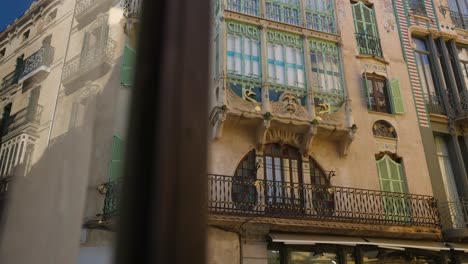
<box><xmin>280</xmin><ymin>92</ymin><xmax>299</xmax><ymax>113</ymax></box>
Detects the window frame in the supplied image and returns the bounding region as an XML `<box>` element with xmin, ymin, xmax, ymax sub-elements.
<box><xmin>309</xmin><ymin>39</ymin><xmax>344</xmax><ymax>100</ymax></box>
<box><xmin>351</xmin><ymin>1</ymin><xmax>382</xmax><ymax>57</ymax></box>
<box><xmin>226</xmin><ymin>0</ymin><xmax>260</xmax><ymax>16</ymax></box>
<box><xmin>265</xmin><ymin>0</ymin><xmax>301</xmax><ymax>26</ymax></box>
<box><xmin>365</xmin><ymin>74</ymin><xmax>392</xmax><ymax>114</ymax></box>
<box><xmin>304</xmin><ymin>0</ymin><xmax>336</xmax><ymax>34</ymax></box>
<box><xmin>226</xmin><ymin>23</ymin><xmax>262</xmax><ymax>81</ymax></box>
<box><xmin>267</xmin><ymin>30</ymin><xmax>305</xmax><ymax>90</ymax></box>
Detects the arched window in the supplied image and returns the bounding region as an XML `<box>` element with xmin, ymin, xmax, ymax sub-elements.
<box><xmin>232</xmin><ymin>150</ymin><xmax>257</xmax><ymax>210</ymax></box>
<box><xmin>230</xmin><ymin>146</ymin><xmax>335</xmax><ymax>214</ymax></box>
<box><xmin>373</xmin><ymin>120</ymin><xmax>397</xmax><ymax>139</ymax></box>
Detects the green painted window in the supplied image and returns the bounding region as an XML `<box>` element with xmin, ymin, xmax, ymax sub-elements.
<box><xmin>305</xmin><ymin>0</ymin><xmax>336</xmax><ymax>34</ymax></box>
<box><xmin>109</xmin><ymin>134</ymin><xmax>124</xmax><ymax>181</ymax></box>
<box><xmin>376</xmin><ymin>155</ymin><xmax>410</xmax><ymax>221</ymax></box>
<box><xmin>362</xmin><ymin>74</ymin><xmax>403</xmax><ymax>114</ymax></box>
<box><xmin>309</xmin><ymin>39</ymin><xmax>343</xmax><ymax>99</ymax></box>
<box><xmin>267</xmin><ymin>31</ymin><xmax>305</xmax><ymax>89</ymax></box>
<box><xmin>226</xmin><ymin>22</ymin><xmax>261</xmax><ymax>80</ymax></box>
<box><xmin>121</xmin><ymin>43</ymin><xmax>136</xmax><ymax>87</ymax></box>
<box><xmin>351</xmin><ymin>2</ymin><xmax>382</xmax><ymax>57</ymax></box>
<box><xmin>266</xmin><ymin>0</ymin><xmax>301</xmax><ymax>26</ymax></box>
<box><xmin>226</xmin><ymin>0</ymin><xmax>259</xmax><ymax>16</ymax></box>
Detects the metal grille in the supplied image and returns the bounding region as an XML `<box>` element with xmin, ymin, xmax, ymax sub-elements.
<box><xmin>438</xmin><ymin>199</ymin><xmax>468</xmax><ymax>230</ymax></box>
<box><xmin>355</xmin><ymin>33</ymin><xmax>382</xmax><ymax>57</ymax></box>
<box><xmin>426</xmin><ymin>92</ymin><xmax>447</xmax><ymax>115</ymax></box>
<box><xmin>102</xmin><ymin>178</ymin><xmax>122</xmax><ymax>219</ymax></box>
<box><xmin>63</xmin><ymin>38</ymin><xmax>116</xmax><ymax>81</ymax></box>
<box><xmin>440</xmin><ymin>6</ymin><xmax>468</xmax><ymax>30</ymax></box>
<box><xmin>208</xmin><ymin>174</ymin><xmax>440</xmax><ymax>227</ymax></box>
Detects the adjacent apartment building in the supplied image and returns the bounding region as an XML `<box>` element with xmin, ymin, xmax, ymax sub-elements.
<box><xmin>0</xmin><ymin>0</ymin><xmax>137</xmax><ymax>262</ymax></box>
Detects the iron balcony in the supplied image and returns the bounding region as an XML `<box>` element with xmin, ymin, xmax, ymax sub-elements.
<box><xmin>355</xmin><ymin>33</ymin><xmax>383</xmax><ymax>58</ymax></box>
<box><xmin>208</xmin><ymin>174</ymin><xmax>440</xmax><ymax>228</ymax></box>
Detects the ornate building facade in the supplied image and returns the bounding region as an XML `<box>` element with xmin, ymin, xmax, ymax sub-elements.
<box><xmin>208</xmin><ymin>0</ymin><xmax>468</xmax><ymax>263</ymax></box>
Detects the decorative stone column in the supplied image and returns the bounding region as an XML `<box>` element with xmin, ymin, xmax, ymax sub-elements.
<box><xmin>302</xmin><ymin>34</ymin><xmax>316</xmax><ymax>120</ymax></box>
<box><xmin>260</xmin><ymin>22</ymin><xmax>271</xmax><ymax>113</ymax></box>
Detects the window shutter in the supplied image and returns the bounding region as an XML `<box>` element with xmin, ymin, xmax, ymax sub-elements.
<box><xmin>376</xmin><ymin>156</ymin><xmax>391</xmax><ymax>192</ymax></box>
<box><xmin>363</xmin><ymin>72</ymin><xmax>372</xmax><ymax>110</ymax></box>
<box><xmin>389</xmin><ymin>79</ymin><xmax>405</xmax><ymax>114</ymax></box>
<box><xmin>109</xmin><ymin>134</ymin><xmax>124</xmax><ymax>181</ymax></box>
<box><xmin>121</xmin><ymin>43</ymin><xmax>136</xmax><ymax>87</ymax></box>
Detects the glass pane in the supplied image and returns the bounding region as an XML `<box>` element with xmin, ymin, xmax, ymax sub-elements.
<box><xmin>290</xmin><ymin>251</ymin><xmax>339</xmax><ymax>263</ymax></box>
<box><xmin>268</xmin><ymin>250</ymin><xmax>281</xmax><ymax>264</ymax></box>
<box><xmin>274</xmin><ymin>157</ymin><xmax>282</xmax><ymax>182</ymax></box>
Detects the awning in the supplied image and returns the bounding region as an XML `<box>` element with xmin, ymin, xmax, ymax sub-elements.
<box><xmin>364</xmin><ymin>238</ymin><xmax>449</xmax><ymax>252</ymax></box>
<box><xmin>269</xmin><ymin>234</ymin><xmax>450</xmax><ymax>251</ymax></box>
<box><xmin>269</xmin><ymin>234</ymin><xmax>368</xmax><ymax>246</ymax></box>
<box><xmin>446</xmin><ymin>243</ymin><xmax>468</xmax><ymax>252</ymax></box>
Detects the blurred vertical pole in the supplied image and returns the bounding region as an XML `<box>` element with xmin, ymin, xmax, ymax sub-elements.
<box><xmin>115</xmin><ymin>0</ymin><xmax>209</xmax><ymax>263</ymax></box>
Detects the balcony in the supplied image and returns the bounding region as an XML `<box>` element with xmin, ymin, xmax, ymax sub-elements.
<box><xmin>439</xmin><ymin>199</ymin><xmax>468</xmax><ymax>239</ymax></box>
<box><xmin>426</xmin><ymin>92</ymin><xmax>447</xmax><ymax>116</ymax></box>
<box><xmin>123</xmin><ymin>0</ymin><xmax>142</xmax><ymax>18</ymax></box>
<box><xmin>409</xmin><ymin>0</ymin><xmax>427</xmax><ymax>17</ymax></box>
<box><xmin>439</xmin><ymin>6</ymin><xmax>468</xmax><ymax>30</ymax></box>
<box><xmin>2</xmin><ymin>105</ymin><xmax>43</xmax><ymax>137</ymax></box>
<box><xmin>208</xmin><ymin>175</ymin><xmax>440</xmax><ymax>228</ymax></box>
<box><xmin>0</xmin><ymin>71</ymin><xmax>19</xmax><ymax>93</ymax></box>
<box><xmin>355</xmin><ymin>33</ymin><xmax>382</xmax><ymax>57</ymax></box>
<box><xmin>18</xmin><ymin>45</ymin><xmax>54</xmax><ymax>83</ymax></box>
<box><xmin>75</xmin><ymin>0</ymin><xmax>113</xmax><ymax>23</ymax></box>
<box><xmin>62</xmin><ymin>38</ymin><xmax>116</xmax><ymax>87</ymax></box>
<box><xmin>101</xmin><ymin>178</ymin><xmax>121</xmax><ymax>220</ymax></box>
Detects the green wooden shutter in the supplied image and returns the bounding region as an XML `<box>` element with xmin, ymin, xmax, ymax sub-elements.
<box><xmin>121</xmin><ymin>43</ymin><xmax>136</xmax><ymax>87</ymax></box>
<box><xmin>363</xmin><ymin>72</ymin><xmax>372</xmax><ymax>110</ymax></box>
<box><xmin>389</xmin><ymin>79</ymin><xmax>405</xmax><ymax>114</ymax></box>
<box><xmin>109</xmin><ymin>134</ymin><xmax>124</xmax><ymax>181</ymax></box>
<box><xmin>377</xmin><ymin>155</ymin><xmax>410</xmax><ymax>221</ymax></box>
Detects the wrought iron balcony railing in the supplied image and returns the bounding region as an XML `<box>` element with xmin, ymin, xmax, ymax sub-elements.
<box><xmin>102</xmin><ymin>178</ymin><xmax>121</xmax><ymax>219</ymax></box>
<box><xmin>409</xmin><ymin>0</ymin><xmax>427</xmax><ymax>16</ymax></box>
<box><xmin>208</xmin><ymin>175</ymin><xmax>440</xmax><ymax>227</ymax></box>
<box><xmin>439</xmin><ymin>6</ymin><xmax>468</xmax><ymax>30</ymax></box>
<box><xmin>18</xmin><ymin>46</ymin><xmax>54</xmax><ymax>82</ymax></box>
<box><xmin>438</xmin><ymin>199</ymin><xmax>468</xmax><ymax>230</ymax></box>
<box><xmin>226</xmin><ymin>0</ymin><xmax>259</xmax><ymax>17</ymax></box>
<box><xmin>0</xmin><ymin>71</ymin><xmax>18</xmax><ymax>92</ymax></box>
<box><xmin>355</xmin><ymin>33</ymin><xmax>382</xmax><ymax>57</ymax></box>
<box><xmin>123</xmin><ymin>0</ymin><xmax>142</xmax><ymax>17</ymax></box>
<box><xmin>63</xmin><ymin>38</ymin><xmax>116</xmax><ymax>84</ymax></box>
<box><xmin>426</xmin><ymin>92</ymin><xmax>447</xmax><ymax>116</ymax></box>
<box><xmin>2</xmin><ymin>105</ymin><xmax>43</xmax><ymax>136</ymax></box>
<box><xmin>76</xmin><ymin>0</ymin><xmax>113</xmax><ymax>21</ymax></box>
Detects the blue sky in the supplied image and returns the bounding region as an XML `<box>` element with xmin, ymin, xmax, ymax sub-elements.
<box><xmin>0</xmin><ymin>0</ymin><xmax>36</xmax><ymax>32</ymax></box>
